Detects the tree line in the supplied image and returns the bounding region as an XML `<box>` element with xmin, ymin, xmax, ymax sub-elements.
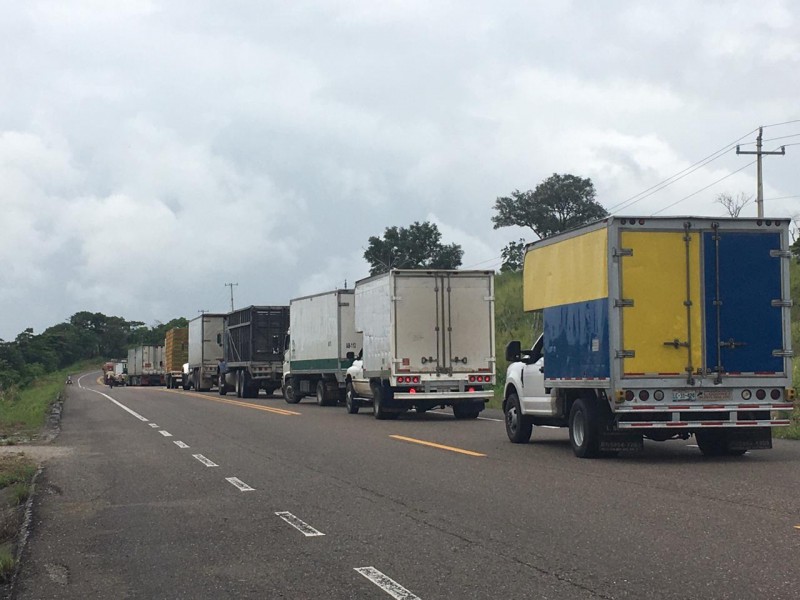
<box><xmin>0</xmin><ymin>312</ymin><xmax>187</xmax><ymax>391</ymax></box>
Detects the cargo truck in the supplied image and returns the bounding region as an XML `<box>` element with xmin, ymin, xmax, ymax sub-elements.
<box><xmin>126</xmin><ymin>345</ymin><xmax>165</xmax><ymax>386</ymax></box>
<box><xmin>282</xmin><ymin>290</ymin><xmax>362</xmax><ymax>405</ymax></box>
<box><xmin>164</xmin><ymin>327</ymin><xmax>189</xmax><ymax>389</ymax></box>
<box><xmin>503</xmin><ymin>216</ymin><xmax>795</xmax><ymax>458</ymax></box>
<box><xmin>345</xmin><ymin>269</ymin><xmax>496</xmax><ymax>419</ymax></box>
<box><xmin>187</xmin><ymin>314</ymin><xmax>224</xmax><ymax>391</ymax></box>
<box><xmin>219</xmin><ymin>306</ymin><xmax>289</xmax><ymax>398</ymax></box>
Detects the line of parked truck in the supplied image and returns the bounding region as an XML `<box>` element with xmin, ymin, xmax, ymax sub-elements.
<box><xmin>111</xmin><ymin>216</ymin><xmax>795</xmax><ymax>458</ymax></box>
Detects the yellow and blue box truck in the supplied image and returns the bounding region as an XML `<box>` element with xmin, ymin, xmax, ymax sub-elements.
<box><xmin>503</xmin><ymin>216</ymin><xmax>795</xmax><ymax>457</ymax></box>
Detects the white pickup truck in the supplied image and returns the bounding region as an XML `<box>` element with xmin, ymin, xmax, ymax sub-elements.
<box><xmin>345</xmin><ymin>269</ymin><xmax>496</xmax><ymax>420</ymax></box>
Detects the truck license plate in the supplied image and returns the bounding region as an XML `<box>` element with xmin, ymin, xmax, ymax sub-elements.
<box><xmin>672</xmin><ymin>391</ymin><xmax>697</xmax><ymax>401</ymax></box>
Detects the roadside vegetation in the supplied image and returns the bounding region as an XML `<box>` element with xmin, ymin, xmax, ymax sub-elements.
<box><xmin>0</xmin><ymin>453</ymin><xmax>37</xmax><ymax>582</ymax></box>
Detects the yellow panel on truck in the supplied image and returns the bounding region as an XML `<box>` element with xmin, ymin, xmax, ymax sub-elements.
<box><xmin>164</xmin><ymin>327</ymin><xmax>189</xmax><ymax>373</ymax></box>
<box><xmin>620</xmin><ymin>231</ymin><xmax>703</xmax><ymax>377</ymax></box>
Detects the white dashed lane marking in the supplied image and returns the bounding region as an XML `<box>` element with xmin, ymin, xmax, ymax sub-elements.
<box><xmin>275</xmin><ymin>512</ymin><xmax>325</xmax><ymax>537</ymax></box>
<box><xmin>174</xmin><ymin>441</ymin><xmax>189</xmax><ymax>449</ymax></box>
<box><xmin>355</xmin><ymin>567</ymin><xmax>421</xmax><ymax>599</ymax></box>
<box><xmin>192</xmin><ymin>454</ymin><xmax>218</xmax><ymax>467</ymax></box>
<box><xmin>159</xmin><ymin>430</ymin><xmax>173</xmax><ymax>437</ymax></box>
<box><xmin>226</xmin><ymin>477</ymin><xmax>255</xmax><ymax>492</ymax></box>
<box><xmin>149</xmin><ymin>423</ymin><xmax>159</xmax><ymax>428</ymax></box>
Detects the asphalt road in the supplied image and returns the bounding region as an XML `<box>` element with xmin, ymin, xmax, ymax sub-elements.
<box><xmin>12</xmin><ymin>373</ymin><xmax>800</xmax><ymax>599</ymax></box>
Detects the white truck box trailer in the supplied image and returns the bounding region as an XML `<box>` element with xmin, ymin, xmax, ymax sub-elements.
<box><xmin>126</xmin><ymin>345</ymin><xmax>164</xmax><ymax>386</ymax></box>
<box><xmin>283</xmin><ymin>289</ymin><xmax>362</xmax><ymax>405</ymax></box>
<box><xmin>346</xmin><ymin>269</ymin><xmax>496</xmax><ymax>419</ymax></box>
<box><xmin>187</xmin><ymin>313</ymin><xmax>225</xmax><ymax>391</ymax></box>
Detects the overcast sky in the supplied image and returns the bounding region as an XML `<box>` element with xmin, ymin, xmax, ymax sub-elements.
<box><xmin>1</xmin><ymin>0</ymin><xmax>798</xmax><ymax>341</ymax></box>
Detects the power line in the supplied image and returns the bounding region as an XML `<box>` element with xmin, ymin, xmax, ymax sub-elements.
<box><xmin>736</xmin><ymin>128</ymin><xmax>787</xmax><ymax>217</ymax></box>
<box><xmin>650</xmin><ymin>159</ymin><xmax>756</xmax><ymax>216</ymax></box>
<box><xmin>606</xmin><ymin>127</ymin><xmax>759</xmax><ymax>214</ymax></box>
<box><xmin>763</xmin><ymin>118</ymin><xmax>800</xmax><ymax>128</ymax></box>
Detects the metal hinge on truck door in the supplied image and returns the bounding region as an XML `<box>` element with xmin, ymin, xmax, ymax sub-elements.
<box><xmin>771</xmin><ymin>299</ymin><xmax>793</xmax><ymax>307</ymax></box>
<box><xmin>613</xmin><ymin>247</ymin><xmax>633</xmax><ymax>259</ymax></box>
<box><xmin>615</xmin><ymin>350</ymin><xmax>635</xmax><ymax>359</ymax></box>
<box><xmin>772</xmin><ymin>349</ymin><xmax>795</xmax><ymax>357</ymax></box>
<box><xmin>614</xmin><ymin>298</ymin><xmax>634</xmax><ymax>308</ymax></box>
<box><xmin>770</xmin><ymin>249</ymin><xmax>792</xmax><ymax>259</ymax></box>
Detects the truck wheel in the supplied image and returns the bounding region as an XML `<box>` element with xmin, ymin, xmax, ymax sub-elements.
<box><xmin>182</xmin><ymin>378</ymin><xmax>190</xmax><ymax>391</ymax></box>
<box><xmin>316</xmin><ymin>380</ymin><xmax>331</xmax><ymax>406</ymax></box>
<box><xmin>373</xmin><ymin>386</ymin><xmax>396</xmax><ymax>420</ymax></box>
<box><xmin>453</xmin><ymin>403</ymin><xmax>481</xmax><ymax>420</ymax></box>
<box><xmin>695</xmin><ymin>430</ymin><xmax>728</xmax><ymax>457</ymax></box>
<box><xmin>345</xmin><ymin>382</ymin><xmax>360</xmax><ymax>414</ymax></box>
<box><xmin>569</xmin><ymin>397</ymin><xmax>601</xmax><ymax>458</ymax></box>
<box><xmin>234</xmin><ymin>371</ymin><xmax>242</xmax><ymax>398</ymax></box>
<box><xmin>242</xmin><ymin>371</ymin><xmax>258</xmax><ymax>398</ymax></box>
<box><xmin>504</xmin><ymin>392</ymin><xmax>533</xmax><ymax>443</ymax></box>
<box><xmin>284</xmin><ymin>380</ymin><xmax>301</xmax><ymax>404</ymax></box>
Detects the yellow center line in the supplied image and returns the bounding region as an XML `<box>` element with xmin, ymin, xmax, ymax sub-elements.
<box><xmin>163</xmin><ymin>388</ymin><xmax>301</xmax><ymax>416</ymax></box>
<box><xmin>390</xmin><ymin>435</ymin><xmax>486</xmax><ymax>457</ymax></box>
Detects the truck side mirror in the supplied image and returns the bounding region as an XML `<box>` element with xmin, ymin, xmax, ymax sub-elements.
<box><xmin>505</xmin><ymin>340</ymin><xmax>521</xmax><ymax>362</ymax></box>
<box><xmin>346</xmin><ymin>351</ymin><xmax>355</xmax><ymax>360</ymax></box>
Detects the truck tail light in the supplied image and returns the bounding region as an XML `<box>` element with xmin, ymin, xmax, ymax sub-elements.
<box><xmin>625</xmin><ymin>390</ymin><xmax>635</xmax><ymax>402</ymax></box>
<box><xmin>756</xmin><ymin>389</ymin><xmax>766</xmax><ymax>400</ymax></box>
<box><xmin>638</xmin><ymin>390</ymin><xmax>650</xmax><ymax>401</ymax></box>
<box><xmin>741</xmin><ymin>389</ymin><xmax>752</xmax><ymax>400</ymax></box>
<box><xmin>469</xmin><ymin>375</ymin><xmax>492</xmax><ymax>383</ymax></box>
<box><xmin>770</xmin><ymin>389</ymin><xmax>781</xmax><ymax>400</ymax></box>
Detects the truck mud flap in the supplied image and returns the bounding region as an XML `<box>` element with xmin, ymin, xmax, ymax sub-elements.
<box><xmin>600</xmin><ymin>433</ymin><xmax>643</xmax><ymax>452</ymax></box>
<box><xmin>727</xmin><ymin>427</ymin><xmax>772</xmax><ymax>451</ymax></box>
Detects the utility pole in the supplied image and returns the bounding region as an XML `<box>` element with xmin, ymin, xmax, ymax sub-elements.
<box><xmin>736</xmin><ymin>127</ymin><xmax>786</xmax><ymax>218</ymax></box>
<box><xmin>224</xmin><ymin>282</ymin><xmax>238</xmax><ymax>312</ymax></box>
<box><xmin>198</xmin><ymin>309</ymin><xmax>209</xmax><ymax>315</ymax></box>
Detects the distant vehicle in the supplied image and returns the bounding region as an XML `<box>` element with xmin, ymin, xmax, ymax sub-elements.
<box><xmin>345</xmin><ymin>269</ymin><xmax>496</xmax><ymax>419</ymax></box>
<box><xmin>219</xmin><ymin>306</ymin><xmax>289</xmax><ymax>398</ymax></box>
<box><xmin>126</xmin><ymin>346</ymin><xmax>165</xmax><ymax>386</ymax></box>
<box><xmin>503</xmin><ymin>216</ymin><xmax>796</xmax><ymax>458</ymax></box>
<box><xmin>187</xmin><ymin>314</ymin><xmax>224</xmax><ymax>391</ymax></box>
<box><xmin>164</xmin><ymin>327</ymin><xmax>189</xmax><ymax>389</ymax></box>
<box><xmin>282</xmin><ymin>289</ymin><xmax>361</xmax><ymax>405</ymax></box>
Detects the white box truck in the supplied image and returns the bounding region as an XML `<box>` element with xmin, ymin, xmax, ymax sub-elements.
<box><xmin>346</xmin><ymin>269</ymin><xmax>496</xmax><ymax>419</ymax></box>
<box><xmin>187</xmin><ymin>313</ymin><xmax>225</xmax><ymax>391</ymax></box>
<box><xmin>282</xmin><ymin>289</ymin><xmax>362</xmax><ymax>405</ymax></box>
<box><xmin>126</xmin><ymin>345</ymin><xmax>164</xmax><ymax>386</ymax></box>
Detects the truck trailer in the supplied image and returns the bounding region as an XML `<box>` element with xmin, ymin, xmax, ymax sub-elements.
<box><xmin>346</xmin><ymin>269</ymin><xmax>496</xmax><ymax>419</ymax></box>
<box><xmin>187</xmin><ymin>314</ymin><xmax>224</xmax><ymax>391</ymax></box>
<box><xmin>503</xmin><ymin>216</ymin><xmax>795</xmax><ymax>458</ymax></box>
<box><xmin>164</xmin><ymin>327</ymin><xmax>189</xmax><ymax>389</ymax></box>
<box><xmin>283</xmin><ymin>289</ymin><xmax>362</xmax><ymax>405</ymax></box>
<box><xmin>219</xmin><ymin>305</ymin><xmax>289</xmax><ymax>398</ymax></box>
<box><xmin>126</xmin><ymin>345</ymin><xmax>165</xmax><ymax>386</ymax></box>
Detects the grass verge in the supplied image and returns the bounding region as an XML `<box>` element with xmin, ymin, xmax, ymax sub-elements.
<box><xmin>0</xmin><ymin>453</ymin><xmax>37</xmax><ymax>583</ymax></box>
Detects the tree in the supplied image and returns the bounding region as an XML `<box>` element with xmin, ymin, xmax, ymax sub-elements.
<box><xmin>492</xmin><ymin>173</ymin><xmax>607</xmax><ymax>239</ymax></box>
<box><xmin>715</xmin><ymin>192</ymin><xmax>753</xmax><ymax>217</ymax></box>
<box><xmin>364</xmin><ymin>221</ymin><xmax>463</xmax><ymax>276</ymax></box>
<box><xmin>500</xmin><ymin>239</ymin><xmax>526</xmax><ymax>272</ymax></box>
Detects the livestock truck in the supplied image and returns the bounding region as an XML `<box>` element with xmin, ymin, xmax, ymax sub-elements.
<box><xmin>187</xmin><ymin>313</ymin><xmax>224</xmax><ymax>391</ymax></box>
<box><xmin>282</xmin><ymin>289</ymin><xmax>362</xmax><ymax>405</ymax></box>
<box><xmin>503</xmin><ymin>216</ymin><xmax>795</xmax><ymax>458</ymax></box>
<box><xmin>346</xmin><ymin>269</ymin><xmax>496</xmax><ymax>419</ymax></box>
<box><xmin>126</xmin><ymin>345</ymin><xmax>165</xmax><ymax>386</ymax></box>
<box><xmin>164</xmin><ymin>327</ymin><xmax>189</xmax><ymax>389</ymax></box>
<box><xmin>219</xmin><ymin>305</ymin><xmax>289</xmax><ymax>398</ymax></box>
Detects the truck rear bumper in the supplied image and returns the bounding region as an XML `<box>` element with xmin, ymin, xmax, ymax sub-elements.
<box><xmin>615</xmin><ymin>402</ymin><xmax>793</xmax><ymax>429</ymax></box>
<box><xmin>393</xmin><ymin>391</ymin><xmax>492</xmax><ymax>401</ymax></box>
<box><xmin>618</xmin><ymin>418</ymin><xmax>791</xmax><ymax>429</ymax></box>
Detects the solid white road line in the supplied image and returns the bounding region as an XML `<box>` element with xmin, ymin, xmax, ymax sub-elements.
<box><xmin>81</xmin><ymin>388</ymin><xmax>149</xmax><ymax>422</ymax></box>
<box><xmin>477</xmin><ymin>416</ymin><xmax>503</xmax><ymax>422</ymax></box>
<box><xmin>275</xmin><ymin>512</ymin><xmax>325</xmax><ymax>537</ymax></box>
<box><xmin>192</xmin><ymin>454</ymin><xmax>218</xmax><ymax>467</ymax></box>
<box><xmin>354</xmin><ymin>567</ymin><xmax>420</xmax><ymax>600</ymax></box>
<box><xmin>225</xmin><ymin>477</ymin><xmax>255</xmax><ymax>492</ymax></box>
<box><xmin>159</xmin><ymin>430</ymin><xmax>173</xmax><ymax>437</ymax></box>
<box><xmin>149</xmin><ymin>423</ymin><xmax>159</xmax><ymax>428</ymax></box>
<box><xmin>174</xmin><ymin>441</ymin><xmax>190</xmax><ymax>449</ymax></box>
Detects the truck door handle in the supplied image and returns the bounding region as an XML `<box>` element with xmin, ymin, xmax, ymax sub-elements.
<box><xmin>663</xmin><ymin>339</ymin><xmax>689</xmax><ymax>349</ymax></box>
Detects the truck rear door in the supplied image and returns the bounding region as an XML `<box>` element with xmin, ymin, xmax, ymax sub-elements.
<box><xmin>703</xmin><ymin>231</ymin><xmax>784</xmax><ymax>375</ymax></box>
<box><xmin>443</xmin><ymin>273</ymin><xmax>494</xmax><ymax>375</ymax></box>
<box><xmin>394</xmin><ymin>274</ymin><xmax>440</xmax><ymax>374</ymax></box>
<box><xmin>253</xmin><ymin>308</ymin><xmax>289</xmax><ymax>362</ymax></box>
<box><xmin>619</xmin><ymin>230</ymin><xmax>703</xmax><ymax>378</ymax></box>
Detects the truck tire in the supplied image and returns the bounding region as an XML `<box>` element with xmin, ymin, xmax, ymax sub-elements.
<box><xmin>569</xmin><ymin>397</ymin><xmax>601</xmax><ymax>458</ymax></box>
<box><xmin>373</xmin><ymin>386</ymin><xmax>397</xmax><ymax>420</ymax></box>
<box><xmin>242</xmin><ymin>371</ymin><xmax>257</xmax><ymax>398</ymax></box>
<box><xmin>504</xmin><ymin>392</ymin><xmax>533</xmax><ymax>443</ymax></box>
<box><xmin>234</xmin><ymin>371</ymin><xmax>242</xmax><ymax>398</ymax></box>
<box><xmin>345</xmin><ymin>382</ymin><xmax>359</xmax><ymax>414</ymax></box>
<box><xmin>695</xmin><ymin>430</ymin><xmax>728</xmax><ymax>457</ymax></box>
<box><xmin>453</xmin><ymin>402</ymin><xmax>481</xmax><ymax>420</ymax></box>
<box><xmin>218</xmin><ymin>375</ymin><xmax>228</xmax><ymax>396</ymax></box>
<box><xmin>283</xmin><ymin>379</ymin><xmax>302</xmax><ymax>404</ymax></box>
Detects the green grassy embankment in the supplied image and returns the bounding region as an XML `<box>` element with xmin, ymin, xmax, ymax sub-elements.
<box><xmin>0</xmin><ymin>360</ymin><xmax>95</xmax><ymax>583</ymax></box>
